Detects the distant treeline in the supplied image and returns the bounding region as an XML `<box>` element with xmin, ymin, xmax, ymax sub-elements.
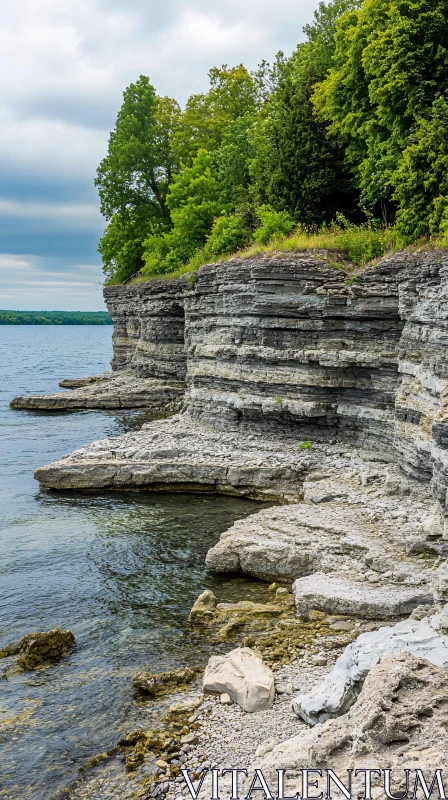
<box><xmin>0</xmin><ymin>310</ymin><xmax>112</xmax><ymax>325</ymax></box>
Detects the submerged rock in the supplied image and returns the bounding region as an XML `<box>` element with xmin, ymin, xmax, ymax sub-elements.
<box><xmin>292</xmin><ymin>614</ymin><xmax>448</xmax><ymax>724</ymax></box>
<box><xmin>0</xmin><ymin>628</ymin><xmax>76</xmax><ymax>670</ymax></box>
<box><xmin>133</xmin><ymin>667</ymin><xmax>202</xmax><ymax>696</ymax></box>
<box><xmin>203</xmin><ymin>647</ymin><xmax>274</xmax><ymax>712</ymax></box>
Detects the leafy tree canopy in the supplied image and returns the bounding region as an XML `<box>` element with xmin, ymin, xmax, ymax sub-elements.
<box><xmin>172</xmin><ymin>65</ymin><xmax>257</xmax><ymax>165</ymax></box>
<box><xmin>95</xmin><ymin>76</ymin><xmax>180</xmax><ymax>225</ymax></box>
<box><xmin>313</xmin><ymin>0</ymin><xmax>448</xmax><ymax>218</ymax></box>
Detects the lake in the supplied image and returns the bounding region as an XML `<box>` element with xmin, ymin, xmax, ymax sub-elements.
<box><xmin>0</xmin><ymin>326</ymin><xmax>267</xmax><ymax>799</ymax></box>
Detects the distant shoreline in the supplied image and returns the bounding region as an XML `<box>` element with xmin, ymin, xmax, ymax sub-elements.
<box><xmin>0</xmin><ymin>310</ymin><xmax>112</xmax><ymax>325</ymax></box>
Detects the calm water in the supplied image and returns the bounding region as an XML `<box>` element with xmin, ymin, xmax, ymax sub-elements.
<box><xmin>0</xmin><ymin>326</ymin><xmax>267</xmax><ymax>800</ymax></box>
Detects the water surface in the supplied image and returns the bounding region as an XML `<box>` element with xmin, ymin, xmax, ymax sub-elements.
<box><xmin>0</xmin><ymin>327</ymin><xmax>267</xmax><ymax>799</ymax></box>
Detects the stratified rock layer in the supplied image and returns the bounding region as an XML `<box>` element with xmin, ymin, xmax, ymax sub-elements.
<box><xmin>10</xmin><ymin>277</ymin><xmax>188</xmax><ymax>411</ymax></box>
<box><xmin>104</xmin><ymin>278</ymin><xmax>187</xmax><ymax>380</ymax></box>
<box><xmin>34</xmin><ymin>415</ymin><xmax>313</xmax><ymax>499</ymax></box>
<box><xmin>10</xmin><ymin>371</ymin><xmax>184</xmax><ymax>411</ymax></box>
<box><xmin>34</xmin><ymin>250</ymin><xmax>448</xmax><ymax>518</ymax></box>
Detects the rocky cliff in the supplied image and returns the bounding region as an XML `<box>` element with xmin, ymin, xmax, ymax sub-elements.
<box><xmin>10</xmin><ymin>277</ymin><xmax>188</xmax><ymax>411</ymax></box>
<box><xmin>34</xmin><ymin>249</ymin><xmax>448</xmax><ymax>514</ymax></box>
<box><xmin>29</xmin><ymin>248</ymin><xmax>448</xmax><ymax>796</ymax></box>
<box><xmin>103</xmin><ymin>277</ymin><xmax>187</xmax><ymax>381</ymax></box>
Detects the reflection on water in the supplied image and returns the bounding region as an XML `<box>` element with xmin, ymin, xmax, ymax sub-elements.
<box><xmin>0</xmin><ymin>327</ymin><xmax>268</xmax><ymax>799</ymax></box>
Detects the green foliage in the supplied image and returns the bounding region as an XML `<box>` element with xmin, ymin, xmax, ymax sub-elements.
<box><xmin>98</xmin><ymin>208</ymin><xmax>153</xmax><ymax>283</ymax></box>
<box><xmin>205</xmin><ymin>212</ymin><xmax>251</xmax><ymax>257</ymax></box>
<box><xmin>249</xmin><ymin>0</ymin><xmax>359</xmax><ymax>225</ymax></box>
<box><xmin>96</xmin><ymin>0</ymin><xmax>448</xmax><ymax>285</ymax></box>
<box><xmin>0</xmin><ymin>311</ymin><xmax>112</xmax><ymax>325</ymax></box>
<box><xmin>216</xmin><ymin>114</ymin><xmax>255</xmax><ymax>208</ymax></box>
<box><xmin>141</xmin><ymin>150</ymin><xmax>230</xmax><ymax>276</ymax></box>
<box><xmin>253</xmin><ymin>206</ymin><xmax>295</xmax><ymax>245</ymax></box>
<box><xmin>299</xmin><ymin>438</ymin><xmax>313</xmax><ymax>449</ymax></box>
<box><xmin>173</xmin><ymin>65</ymin><xmax>257</xmax><ymax>166</ymax></box>
<box><xmin>333</xmin><ymin>215</ymin><xmax>401</xmax><ymax>266</ymax></box>
<box><xmin>393</xmin><ymin>97</ymin><xmax>448</xmax><ymax>240</ymax></box>
<box><xmin>313</xmin><ymin>0</ymin><xmax>448</xmax><ymax>220</ymax></box>
<box><xmin>96</xmin><ymin>76</ymin><xmax>180</xmax><ymax>282</ymax></box>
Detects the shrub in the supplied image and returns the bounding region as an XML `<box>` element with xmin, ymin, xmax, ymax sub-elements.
<box><xmin>205</xmin><ymin>212</ymin><xmax>251</xmax><ymax>257</ymax></box>
<box><xmin>332</xmin><ymin>216</ymin><xmax>402</xmax><ymax>267</ymax></box>
<box><xmin>253</xmin><ymin>205</ymin><xmax>295</xmax><ymax>246</ymax></box>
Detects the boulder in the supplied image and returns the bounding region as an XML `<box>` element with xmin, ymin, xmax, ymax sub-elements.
<box><xmin>4</xmin><ymin>628</ymin><xmax>76</xmax><ymax>670</ymax></box>
<box><xmin>188</xmin><ymin>590</ymin><xmax>218</xmax><ymax>623</ymax></box>
<box><xmin>254</xmin><ymin>653</ymin><xmax>448</xmax><ymax>789</ymax></box>
<box><xmin>133</xmin><ymin>666</ymin><xmax>202</xmax><ymax>695</ymax></box>
<box><xmin>293</xmin><ymin>615</ymin><xmax>448</xmax><ymax>724</ymax></box>
<box><xmin>203</xmin><ymin>647</ymin><xmax>274</xmax><ymax>712</ymax></box>
<box><xmin>434</xmin><ymin>561</ymin><xmax>448</xmax><ymax>596</ymax></box>
<box><xmin>420</xmin><ymin>505</ymin><xmax>444</xmax><ymax>539</ymax></box>
<box><xmin>293</xmin><ymin>573</ymin><xmax>433</xmax><ymax>619</ymax></box>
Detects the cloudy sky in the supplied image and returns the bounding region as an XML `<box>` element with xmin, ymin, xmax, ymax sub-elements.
<box><xmin>0</xmin><ymin>0</ymin><xmax>317</xmax><ymax>311</ymax></box>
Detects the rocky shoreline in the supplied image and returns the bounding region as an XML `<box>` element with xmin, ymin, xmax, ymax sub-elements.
<box><xmin>9</xmin><ymin>249</ymin><xmax>448</xmax><ymax>797</ymax></box>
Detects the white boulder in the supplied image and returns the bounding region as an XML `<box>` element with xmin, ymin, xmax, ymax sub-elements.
<box><xmin>203</xmin><ymin>647</ymin><xmax>274</xmax><ymax>713</ymax></box>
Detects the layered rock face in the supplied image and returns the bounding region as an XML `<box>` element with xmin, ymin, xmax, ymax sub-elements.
<box><xmin>34</xmin><ymin>249</ymin><xmax>448</xmax><ymax>514</ymax></box>
<box><xmin>184</xmin><ymin>255</ymin><xmax>404</xmax><ymax>459</ymax></box>
<box><xmin>394</xmin><ymin>258</ymin><xmax>448</xmax><ymax>495</ymax></box>
<box><xmin>10</xmin><ymin>277</ymin><xmax>188</xmax><ymax>412</ymax></box>
<box><xmin>104</xmin><ymin>278</ymin><xmax>187</xmax><ymax>381</ymax></box>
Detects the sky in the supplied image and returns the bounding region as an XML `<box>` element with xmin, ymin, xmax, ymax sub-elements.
<box><xmin>0</xmin><ymin>0</ymin><xmax>317</xmax><ymax>311</ymax></box>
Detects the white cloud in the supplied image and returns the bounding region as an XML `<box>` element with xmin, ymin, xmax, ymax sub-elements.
<box><xmin>0</xmin><ymin>199</ymin><xmax>103</xmax><ymax>229</ymax></box>
<box><xmin>0</xmin><ymin>255</ymin><xmax>32</xmax><ymax>268</ymax></box>
<box><xmin>0</xmin><ymin>0</ymin><xmax>317</xmax><ymax>309</ymax></box>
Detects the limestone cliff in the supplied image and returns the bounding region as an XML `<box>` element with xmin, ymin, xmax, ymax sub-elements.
<box><xmin>103</xmin><ymin>277</ymin><xmax>187</xmax><ymax>381</ymax></box>
<box><xmin>34</xmin><ymin>249</ymin><xmax>448</xmax><ymax>515</ymax></box>
<box><xmin>10</xmin><ymin>277</ymin><xmax>188</xmax><ymax>411</ymax></box>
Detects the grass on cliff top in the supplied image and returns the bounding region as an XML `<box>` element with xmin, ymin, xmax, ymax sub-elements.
<box><xmin>124</xmin><ymin>223</ymin><xmax>448</xmax><ymax>286</ymax></box>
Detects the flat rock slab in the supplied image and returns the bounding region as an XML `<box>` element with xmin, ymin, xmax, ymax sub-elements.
<box><xmin>206</xmin><ymin>501</ymin><xmax>385</xmax><ymax>582</ymax></box>
<box><xmin>33</xmin><ymin>414</ymin><xmax>316</xmax><ymax>498</ymax></box>
<box><xmin>10</xmin><ymin>370</ymin><xmax>184</xmax><ymax>411</ymax></box>
<box><xmin>293</xmin><ymin>573</ymin><xmax>433</xmax><ymax>619</ymax></box>
<box><xmin>205</xmin><ymin>482</ymin><xmax>432</xmax><ymax>583</ymax></box>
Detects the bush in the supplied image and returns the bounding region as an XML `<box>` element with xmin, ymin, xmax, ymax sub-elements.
<box><xmin>205</xmin><ymin>212</ymin><xmax>250</xmax><ymax>257</ymax></box>
<box><xmin>253</xmin><ymin>205</ymin><xmax>295</xmax><ymax>245</ymax></box>
<box><xmin>334</xmin><ymin>217</ymin><xmax>401</xmax><ymax>267</ymax></box>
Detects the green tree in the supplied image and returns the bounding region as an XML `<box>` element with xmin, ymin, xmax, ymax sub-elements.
<box><xmin>216</xmin><ymin>114</ymin><xmax>255</xmax><ymax>208</ymax></box>
<box><xmin>313</xmin><ymin>0</ymin><xmax>448</xmax><ymax>221</ymax></box>
<box><xmin>95</xmin><ymin>76</ymin><xmax>180</xmax><ymax>281</ymax></box>
<box><xmin>142</xmin><ymin>149</ymin><xmax>230</xmax><ymax>273</ymax></box>
<box><xmin>204</xmin><ymin>211</ymin><xmax>251</xmax><ymax>256</ymax></box>
<box><xmin>253</xmin><ymin>205</ymin><xmax>295</xmax><ymax>245</ymax></box>
<box><xmin>393</xmin><ymin>97</ymin><xmax>448</xmax><ymax>240</ymax></box>
<box><xmin>173</xmin><ymin>65</ymin><xmax>257</xmax><ymax>165</ymax></box>
<box><xmin>98</xmin><ymin>209</ymin><xmax>151</xmax><ymax>283</ymax></box>
<box><xmin>249</xmin><ymin>0</ymin><xmax>359</xmax><ymax>225</ymax></box>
